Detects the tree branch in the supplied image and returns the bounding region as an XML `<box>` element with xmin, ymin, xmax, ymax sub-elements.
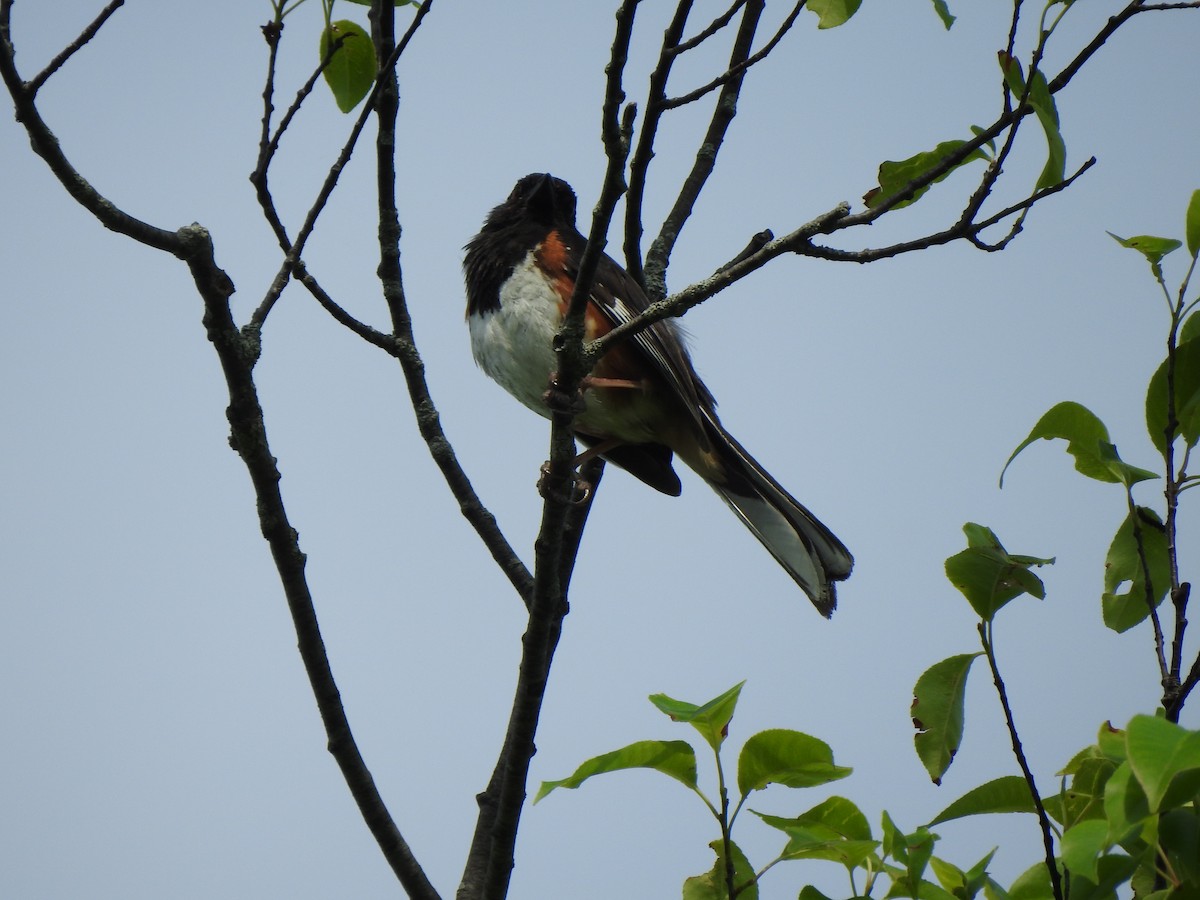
<box><xmin>978</xmin><ymin>622</ymin><xmax>1064</xmax><ymax>900</ymax></box>
<box><xmin>644</xmin><ymin>0</ymin><xmax>765</xmax><ymax>301</ymax></box>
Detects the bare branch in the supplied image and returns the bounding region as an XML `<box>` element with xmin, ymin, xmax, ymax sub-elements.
<box><xmin>26</xmin><ymin>0</ymin><xmax>123</xmax><ymax>95</ymax></box>
<box><xmin>978</xmin><ymin>622</ymin><xmax>1065</xmax><ymax>900</ymax></box>
<box><xmin>661</xmin><ymin>1</ymin><xmax>803</xmax><ymax>111</ymax></box>
<box><xmin>675</xmin><ymin>0</ymin><xmax>744</xmax><ymax>52</ymax></box>
<box><xmin>624</xmin><ymin>0</ymin><xmax>693</xmax><ymax>286</ymax></box>
<box><xmin>644</xmin><ymin>0</ymin><xmax>764</xmax><ymax>300</ymax></box>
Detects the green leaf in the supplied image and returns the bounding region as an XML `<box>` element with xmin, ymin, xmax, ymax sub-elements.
<box><xmin>930</xmin><ymin>0</ymin><xmax>955</xmax><ymax>29</ymax></box>
<box><xmin>998</xmin><ymin>53</ymin><xmax>1066</xmax><ymax>190</ymax></box>
<box><xmin>533</xmin><ymin>739</ymin><xmax>696</xmax><ymax>803</ymax></box>
<box><xmin>944</xmin><ymin>524</ymin><xmax>1053</xmax><ymax>621</ymax></box>
<box><xmin>912</xmin><ymin>653</ymin><xmax>981</xmax><ymax>784</ymax></box>
<box><xmin>1187</xmin><ymin>189</ymin><xmax>1200</xmax><ymax>258</ymax></box>
<box><xmin>1000</xmin><ymin>401</ymin><xmax>1117</xmax><ymax>486</ymax></box>
<box><xmin>649</xmin><ymin>682</ymin><xmax>744</xmax><ymax>752</ymax></box>
<box><xmin>736</xmin><ymin>729</ymin><xmax>851</xmax><ymax>796</ymax></box>
<box><xmin>931</xmin><ymin>851</ymin><xmax>994</xmax><ymax>899</ymax></box>
<box><xmin>1063</xmin><ymin>855</ymin><xmax>1139</xmax><ymax>900</ymax></box>
<box><xmin>1146</xmin><ymin>337</ymin><xmax>1200</xmax><ymax>452</ymax></box>
<box><xmin>929</xmin><ymin>775</ymin><xmax>1037</xmax><ymax>825</ymax></box>
<box><xmin>1125</xmin><ymin>715</ymin><xmax>1200</xmax><ymax>812</ymax></box>
<box><xmin>1108</xmin><ymin>231</ymin><xmax>1183</xmax><ymax>281</ymax></box>
<box><xmin>755</xmin><ymin>797</ymin><xmax>878</xmax><ymax>866</ymax></box>
<box><xmin>1102</xmin><ymin>761</ymin><xmax>1150</xmax><ymax>845</ymax></box>
<box><xmin>1159</xmin><ymin>806</ymin><xmax>1200</xmax><ymax>885</ymax></box>
<box><xmin>1181</xmin><ymin>311</ymin><xmax>1200</xmax><ymax>346</ymax></box>
<box><xmin>1005</xmin><ymin>862</ymin><xmax>1055</xmax><ymax>900</ymax></box>
<box><xmin>799</xmin><ymin>888</ymin><xmax>837</xmax><ymax>900</ymax></box>
<box><xmin>682</xmin><ymin>839</ymin><xmax>758</xmax><ymax>900</ymax></box>
<box><xmin>1094</xmin><ymin>441</ymin><xmax>1159</xmax><ymax>487</ymax></box>
<box><xmin>1045</xmin><ymin>755</ymin><xmax>1118</xmax><ymax>827</ymax></box>
<box><xmin>865</xmin><ymin>139</ymin><xmax>987</xmax><ymax>209</ymax></box>
<box><xmin>320</xmin><ymin>19</ymin><xmax>376</xmax><ymax>113</ymax></box>
<box><xmin>342</xmin><ymin>0</ymin><xmax>416</xmax><ymax>5</ymax></box>
<box><xmin>1061</xmin><ymin>819</ymin><xmax>1109</xmax><ymax>882</ymax></box>
<box><xmin>805</xmin><ymin>0</ymin><xmax>863</xmax><ymax>28</ymax></box>
<box><xmin>1101</xmin><ymin>508</ymin><xmax>1170</xmax><ymax>634</ymax></box>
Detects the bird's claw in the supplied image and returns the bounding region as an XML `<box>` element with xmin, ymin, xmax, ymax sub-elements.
<box><xmin>537</xmin><ymin>461</ymin><xmax>592</xmax><ymax>505</ymax></box>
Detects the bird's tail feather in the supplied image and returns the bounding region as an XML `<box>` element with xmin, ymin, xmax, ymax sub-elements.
<box><xmin>704</xmin><ymin>424</ymin><xmax>853</xmax><ymax>616</ymax></box>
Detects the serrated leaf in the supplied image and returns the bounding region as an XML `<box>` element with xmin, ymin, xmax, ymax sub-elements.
<box><xmin>1146</xmin><ymin>337</ymin><xmax>1200</xmax><ymax>452</ymax></box>
<box><xmin>944</xmin><ymin>524</ymin><xmax>1052</xmax><ymax>621</ymax></box>
<box><xmin>320</xmin><ymin>19</ymin><xmax>376</xmax><ymax>113</ymax></box>
<box><xmin>1125</xmin><ymin>715</ymin><xmax>1200</xmax><ymax>812</ymax></box>
<box><xmin>865</xmin><ymin>139</ymin><xmax>987</xmax><ymax>209</ymax></box>
<box><xmin>533</xmin><ymin>739</ymin><xmax>696</xmax><ymax>803</ymax></box>
<box><xmin>1000</xmin><ymin>401</ymin><xmax>1118</xmax><ymax>486</ymax></box>
<box><xmin>912</xmin><ymin>653</ymin><xmax>980</xmax><ymax>784</ymax></box>
<box><xmin>998</xmin><ymin>53</ymin><xmax>1066</xmax><ymax>190</ymax></box>
<box><xmin>649</xmin><ymin>682</ymin><xmax>743</xmax><ymax>752</ymax></box>
<box><xmin>1101</xmin><ymin>508</ymin><xmax>1170</xmax><ymax>634</ymax></box>
<box><xmin>682</xmin><ymin>839</ymin><xmax>758</xmax><ymax>900</ymax></box>
<box><xmin>736</xmin><ymin>729</ymin><xmax>851</xmax><ymax>796</ymax></box>
<box><xmin>929</xmin><ymin>775</ymin><xmax>1037</xmax><ymax>825</ymax></box>
<box><xmin>806</xmin><ymin>0</ymin><xmax>863</xmax><ymax>29</ymax></box>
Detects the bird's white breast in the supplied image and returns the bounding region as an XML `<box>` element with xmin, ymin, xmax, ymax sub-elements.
<box><xmin>469</xmin><ymin>252</ymin><xmax>562</xmax><ymax>419</ymax></box>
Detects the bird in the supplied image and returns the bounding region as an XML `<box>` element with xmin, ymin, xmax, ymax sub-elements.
<box><xmin>463</xmin><ymin>173</ymin><xmax>852</xmax><ymax>615</ymax></box>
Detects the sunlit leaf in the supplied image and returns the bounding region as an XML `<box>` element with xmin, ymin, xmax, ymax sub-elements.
<box><xmin>912</xmin><ymin>653</ymin><xmax>980</xmax><ymax>784</ymax></box>
<box><xmin>1061</xmin><ymin>819</ymin><xmax>1108</xmax><ymax>883</ymax></box>
<box><xmin>806</xmin><ymin>0</ymin><xmax>863</xmax><ymax>29</ymax></box>
<box><xmin>1001</xmin><ymin>401</ymin><xmax>1118</xmax><ymax>486</ymax></box>
<box><xmin>1101</xmin><ymin>508</ymin><xmax>1170</xmax><ymax>634</ymax></box>
<box><xmin>1108</xmin><ymin>231</ymin><xmax>1182</xmax><ymax>282</ymax></box>
<box><xmin>1125</xmin><ymin>715</ymin><xmax>1200</xmax><ymax>812</ymax></box>
<box><xmin>945</xmin><ymin>524</ymin><xmax>1053</xmax><ymax>621</ymax></box>
<box><xmin>533</xmin><ymin>739</ymin><xmax>696</xmax><ymax>802</ymax></box>
<box><xmin>649</xmin><ymin>681</ymin><xmax>744</xmax><ymax>752</ymax></box>
<box><xmin>682</xmin><ymin>839</ymin><xmax>758</xmax><ymax>900</ymax></box>
<box><xmin>929</xmin><ymin>775</ymin><xmax>1037</xmax><ymax>824</ymax></box>
<box><xmin>320</xmin><ymin>19</ymin><xmax>376</xmax><ymax>113</ymax></box>
<box><xmin>737</xmin><ymin>729</ymin><xmax>851</xmax><ymax>795</ymax></box>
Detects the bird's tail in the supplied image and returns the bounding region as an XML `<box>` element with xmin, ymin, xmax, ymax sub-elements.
<box><xmin>701</xmin><ymin>423</ymin><xmax>853</xmax><ymax>616</ymax></box>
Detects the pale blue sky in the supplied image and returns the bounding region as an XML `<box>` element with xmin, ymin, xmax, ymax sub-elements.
<box><xmin>2</xmin><ymin>2</ymin><xmax>1199</xmax><ymax>898</ymax></box>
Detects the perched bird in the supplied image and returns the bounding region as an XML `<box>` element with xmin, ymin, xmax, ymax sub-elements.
<box><xmin>463</xmin><ymin>173</ymin><xmax>853</xmax><ymax>615</ymax></box>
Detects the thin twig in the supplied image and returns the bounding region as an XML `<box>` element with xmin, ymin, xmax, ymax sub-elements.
<box><xmin>661</xmin><ymin>1</ymin><xmax>804</xmax><ymax>111</ymax></box>
<box><xmin>644</xmin><ymin>0</ymin><xmax>764</xmax><ymax>300</ymax></box>
<box><xmin>26</xmin><ymin>0</ymin><xmax>123</xmax><ymax>95</ymax></box>
<box><xmin>978</xmin><ymin>622</ymin><xmax>1064</xmax><ymax>900</ymax></box>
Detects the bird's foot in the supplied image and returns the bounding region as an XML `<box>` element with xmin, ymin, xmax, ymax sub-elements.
<box><xmin>537</xmin><ymin>461</ymin><xmax>592</xmax><ymax>505</ymax></box>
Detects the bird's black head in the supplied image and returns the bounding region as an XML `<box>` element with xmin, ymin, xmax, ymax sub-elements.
<box><xmin>464</xmin><ymin>173</ymin><xmax>579</xmax><ymax>317</ymax></box>
<box><xmin>484</xmin><ymin>172</ymin><xmax>577</xmax><ymax>232</ymax></box>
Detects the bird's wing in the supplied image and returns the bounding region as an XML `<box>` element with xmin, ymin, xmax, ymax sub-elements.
<box><xmin>565</xmin><ymin>242</ymin><xmax>715</xmax><ymax>435</ymax></box>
